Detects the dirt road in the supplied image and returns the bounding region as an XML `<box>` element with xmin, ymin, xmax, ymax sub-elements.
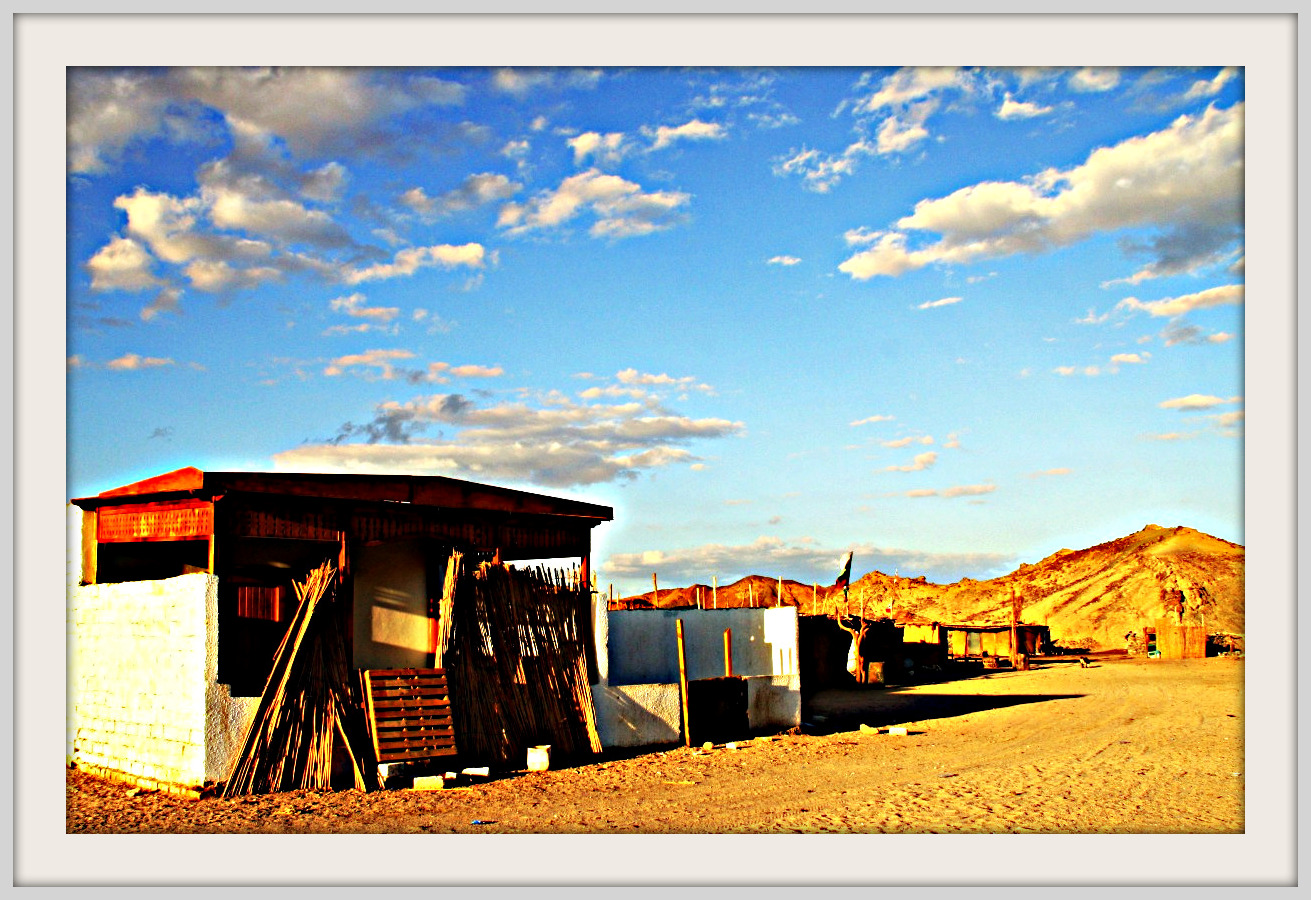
<box><xmin>66</xmin><ymin>656</ymin><xmax>1243</xmax><ymax>835</ymax></box>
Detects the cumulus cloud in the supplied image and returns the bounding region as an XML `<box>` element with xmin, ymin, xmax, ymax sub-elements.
<box><xmin>1159</xmin><ymin>393</ymin><xmax>1242</xmax><ymax>410</ymax></box>
<box><xmin>497</xmin><ymin>169</ymin><xmax>691</xmax><ymax>239</ymax></box>
<box><xmin>997</xmin><ymin>93</ymin><xmax>1053</xmax><ymax>120</ymax></box>
<box><xmin>1069</xmin><ymin>67</ymin><xmax>1121</xmax><ymax>92</ymax></box>
<box><xmin>853</xmin><ymin>67</ymin><xmax>970</xmax><ymax>113</ymax></box>
<box><xmin>343</xmin><ymin>243</ymin><xmax>485</xmax><ymax>284</ymax></box>
<box><xmin>399</xmin><ymin>173</ymin><xmax>520</xmax><ymax>220</ymax></box>
<box><xmin>773</xmin><ymin>141</ymin><xmax>878</xmax><ymax>193</ymax></box>
<box><xmin>85</xmin><ymin>237</ymin><xmax>162</xmax><ymax>291</ymax></box>
<box><xmin>1184</xmin><ymin>66</ymin><xmax>1239</xmax><ymax>101</ymax></box>
<box><xmin>768</xmin><ymin>255</ymin><xmax>802</xmax><ymax>266</ymax></box>
<box><xmin>1110</xmin><ymin>352</ymin><xmax>1148</xmax><ymax>365</ymax></box>
<box><xmin>1115</xmin><ymin>283</ymin><xmax>1243</xmax><ymax>318</ymax></box>
<box><xmin>330</xmin><ymin>292</ymin><xmax>400</xmax><ymax>323</ymax></box>
<box><xmin>839</xmin><ymin>103</ymin><xmax>1243</xmax><ymax>282</ymax></box>
<box><xmin>885</xmin><ymin>450</ymin><xmax>937</xmax><ymax>472</ymax></box>
<box><xmin>323</xmin><ymin>348</ymin><xmax>416</xmax><ymax>379</ymax></box>
<box><xmin>850</xmin><ymin>415</ymin><xmax>894</xmax><ymax>426</ymax></box>
<box><xmin>276</xmin><ymin>388</ymin><xmax>745</xmax><ymax>488</ymax></box>
<box><xmin>882</xmin><ymin>436</ymin><xmax>934</xmax><ymax>449</ymax></box>
<box><xmin>646</xmin><ymin>119</ymin><xmax>728</xmax><ymax>151</ymax></box>
<box><xmin>568</xmin><ymin>131</ymin><xmax>627</xmax><ymax>166</ymax></box>
<box><xmin>69</xmin><ymin>68</ymin><xmax>472</xmax><ymax>173</ymax></box>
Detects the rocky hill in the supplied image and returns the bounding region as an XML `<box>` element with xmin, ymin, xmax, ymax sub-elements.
<box><xmin>612</xmin><ymin>524</ymin><xmax>1244</xmax><ymax>651</ymax></box>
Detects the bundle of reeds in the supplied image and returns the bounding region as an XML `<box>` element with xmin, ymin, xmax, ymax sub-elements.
<box><xmin>222</xmin><ymin>561</ymin><xmax>378</xmax><ymax>797</ymax></box>
<box><xmin>445</xmin><ymin>557</ymin><xmax>601</xmax><ymax>767</ymax></box>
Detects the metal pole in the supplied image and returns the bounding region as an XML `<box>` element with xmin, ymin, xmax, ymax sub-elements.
<box><xmin>724</xmin><ymin>628</ymin><xmax>733</xmax><ymax>677</ymax></box>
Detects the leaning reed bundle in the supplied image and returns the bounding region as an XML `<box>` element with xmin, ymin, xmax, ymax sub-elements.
<box><xmin>445</xmin><ymin>558</ymin><xmax>601</xmax><ymax>768</ymax></box>
<box><xmin>222</xmin><ymin>561</ymin><xmax>377</xmax><ymax>797</ymax></box>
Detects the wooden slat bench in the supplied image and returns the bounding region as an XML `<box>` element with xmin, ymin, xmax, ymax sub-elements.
<box><xmin>362</xmin><ymin>668</ymin><xmax>459</xmax><ymax>764</ymax></box>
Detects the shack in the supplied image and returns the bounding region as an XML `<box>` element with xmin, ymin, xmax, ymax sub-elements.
<box><xmin>68</xmin><ymin>467</ymin><xmax>612</xmax><ymax>794</ymax></box>
<box><xmin>941</xmin><ymin>622</ymin><xmax>1050</xmax><ymax>660</ymax></box>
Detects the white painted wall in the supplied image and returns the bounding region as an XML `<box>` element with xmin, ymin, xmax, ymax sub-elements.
<box><xmin>68</xmin><ymin>573</ymin><xmax>258</xmax><ymax>787</ymax></box>
<box><xmin>590</xmin><ymin>603</ymin><xmax>801</xmax><ymax>747</ymax></box>
<box><xmin>352</xmin><ymin>538</ymin><xmax>431</xmax><ymax>671</ymax></box>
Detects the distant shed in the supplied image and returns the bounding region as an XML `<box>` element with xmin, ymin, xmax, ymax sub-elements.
<box><xmin>68</xmin><ymin>467</ymin><xmax>612</xmax><ymax>793</ymax></box>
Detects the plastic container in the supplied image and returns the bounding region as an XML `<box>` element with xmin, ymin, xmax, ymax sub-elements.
<box><xmin>527</xmin><ymin>745</ymin><xmax>551</xmax><ymax>771</ymax></box>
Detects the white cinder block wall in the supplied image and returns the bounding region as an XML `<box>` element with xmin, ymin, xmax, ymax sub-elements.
<box><xmin>68</xmin><ymin>571</ymin><xmax>260</xmax><ymax>789</ymax></box>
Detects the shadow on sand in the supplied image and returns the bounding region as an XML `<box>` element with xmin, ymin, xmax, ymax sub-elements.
<box><xmin>802</xmin><ymin>686</ymin><xmax>1086</xmax><ymax>735</ymax></box>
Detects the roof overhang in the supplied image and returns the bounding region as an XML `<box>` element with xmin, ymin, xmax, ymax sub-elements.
<box><xmin>71</xmin><ymin>466</ymin><xmax>613</xmax><ymax>525</ymax></box>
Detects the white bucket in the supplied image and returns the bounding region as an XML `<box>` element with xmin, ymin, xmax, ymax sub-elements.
<box><xmin>527</xmin><ymin>745</ymin><xmax>552</xmax><ymax>771</ymax></box>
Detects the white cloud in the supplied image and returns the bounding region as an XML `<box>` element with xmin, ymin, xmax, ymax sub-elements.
<box><xmin>839</xmin><ymin>103</ymin><xmax>1243</xmax><ymax>281</ymax></box>
<box><xmin>854</xmin><ymin>67</ymin><xmax>969</xmax><ymax>113</ymax></box>
<box><xmin>1116</xmin><ymin>283</ymin><xmax>1244</xmax><ymax>318</ymax></box>
<box><xmin>646</xmin><ymin>119</ymin><xmax>728</xmax><ymax>151</ymax></box>
<box><xmin>768</xmin><ymin>255</ymin><xmax>802</xmax><ymax>266</ymax></box>
<box><xmin>1159</xmin><ymin>393</ymin><xmax>1241</xmax><ymax>410</ymax></box>
<box><xmin>1110</xmin><ymin>352</ymin><xmax>1148</xmax><ymax>365</ymax></box>
<box><xmin>399</xmin><ymin>173</ymin><xmax>520</xmax><ymax>219</ymax></box>
<box><xmin>885</xmin><ymin>450</ymin><xmax>937</xmax><ymax>472</ymax></box>
<box><xmin>849</xmin><ymin>415</ymin><xmax>894</xmax><ymax>426</ymax></box>
<box><xmin>323</xmin><ymin>348</ymin><xmax>416</xmax><ymax>379</ymax></box>
<box><xmin>568</xmin><ymin>131</ymin><xmax>627</xmax><ymax>166</ymax></box>
<box><xmin>1069</xmin><ymin>67</ymin><xmax>1121</xmax><ymax>92</ymax></box>
<box><xmin>996</xmin><ymin>93</ymin><xmax>1053</xmax><ymax>120</ymax></box>
<box><xmin>276</xmin><ymin>389</ymin><xmax>745</xmax><ymax>488</ymax></box>
<box><xmin>905</xmin><ymin>483</ymin><xmax>996</xmax><ymax>499</ymax></box>
<box><xmin>773</xmin><ymin>141</ymin><xmax>877</xmax><ymax>193</ymax></box>
<box><xmin>497</xmin><ymin>169</ymin><xmax>691</xmax><ymax>240</ymax></box>
<box><xmin>344</xmin><ymin>243</ymin><xmax>485</xmax><ymax>284</ymax></box>
<box><xmin>85</xmin><ymin>237</ymin><xmax>162</xmax><ymax>291</ymax></box>
<box><xmin>1184</xmin><ymin>67</ymin><xmax>1239</xmax><ymax>100</ymax></box>
<box><xmin>329</xmin><ymin>292</ymin><xmax>400</xmax><ymax>324</ymax></box>
<box><xmin>917</xmin><ymin>296</ymin><xmax>962</xmax><ymax>310</ymax></box>
<box><xmin>106</xmin><ymin>352</ymin><xmax>175</xmax><ymax>371</ymax></box>
<box><xmin>1026</xmin><ymin>468</ymin><xmax>1071</xmax><ymax>478</ymax></box>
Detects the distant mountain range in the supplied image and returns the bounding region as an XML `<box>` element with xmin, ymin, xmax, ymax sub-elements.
<box><xmin>612</xmin><ymin>524</ymin><xmax>1245</xmax><ymax>651</ymax></box>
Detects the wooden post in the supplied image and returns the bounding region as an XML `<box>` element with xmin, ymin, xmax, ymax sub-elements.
<box><xmin>813</xmin><ymin>582</ymin><xmax>817</xmax><ymax>614</ymax></box>
<box><xmin>1010</xmin><ymin>585</ymin><xmax>1021</xmax><ymax>669</ymax></box>
<box><xmin>676</xmin><ymin>619</ymin><xmax>691</xmax><ymax>747</ymax></box>
<box><xmin>80</xmin><ymin>510</ymin><xmax>98</xmax><ymax>585</ymax></box>
<box><xmin>777</xmin><ymin>576</ymin><xmax>783</xmax><ymax>607</ymax></box>
<box><xmin>724</xmin><ymin>628</ymin><xmax>733</xmax><ymax>677</ymax></box>
<box><xmin>749</xmin><ymin>583</ymin><xmax>755</xmax><ymax>608</ymax></box>
<box><xmin>712</xmin><ymin>576</ymin><xmax>717</xmax><ymax>609</ymax></box>
<box><xmin>652</xmin><ymin>572</ymin><xmax>659</xmax><ymax>607</ymax></box>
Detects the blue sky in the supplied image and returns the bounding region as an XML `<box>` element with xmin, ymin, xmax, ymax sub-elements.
<box><xmin>66</xmin><ymin>66</ymin><xmax>1245</xmax><ymax>595</ymax></box>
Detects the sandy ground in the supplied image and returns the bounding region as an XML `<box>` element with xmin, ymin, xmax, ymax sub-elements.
<box><xmin>66</xmin><ymin>655</ymin><xmax>1243</xmax><ymax>835</ymax></box>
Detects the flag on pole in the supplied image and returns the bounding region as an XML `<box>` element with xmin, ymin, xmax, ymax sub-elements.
<box><xmin>834</xmin><ymin>551</ymin><xmax>853</xmax><ymax>593</ymax></box>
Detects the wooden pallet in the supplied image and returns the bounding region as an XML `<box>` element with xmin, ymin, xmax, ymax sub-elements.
<box><xmin>362</xmin><ymin>668</ymin><xmax>458</xmax><ymax>764</ymax></box>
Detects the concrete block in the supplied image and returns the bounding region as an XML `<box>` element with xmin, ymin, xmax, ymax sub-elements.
<box><xmin>410</xmin><ymin>775</ymin><xmax>447</xmax><ymax>791</ymax></box>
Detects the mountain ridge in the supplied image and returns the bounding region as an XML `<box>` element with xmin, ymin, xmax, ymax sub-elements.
<box><xmin>612</xmin><ymin>524</ymin><xmax>1244</xmax><ymax>651</ymax></box>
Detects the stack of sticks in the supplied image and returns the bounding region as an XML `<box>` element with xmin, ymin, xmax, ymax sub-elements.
<box><xmin>222</xmin><ymin>561</ymin><xmax>379</xmax><ymax>797</ymax></box>
<box><xmin>445</xmin><ymin>558</ymin><xmax>601</xmax><ymax>767</ymax></box>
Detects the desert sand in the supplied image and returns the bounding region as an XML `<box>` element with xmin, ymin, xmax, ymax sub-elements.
<box><xmin>66</xmin><ymin>654</ymin><xmax>1242</xmax><ymax>835</ymax></box>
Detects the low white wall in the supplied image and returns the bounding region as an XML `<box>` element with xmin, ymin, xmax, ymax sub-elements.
<box><xmin>68</xmin><ymin>573</ymin><xmax>259</xmax><ymax>788</ymax></box>
<box><xmin>590</xmin><ymin>603</ymin><xmax>800</xmax><ymax>746</ymax></box>
<box><xmin>607</xmin><ymin>606</ymin><xmax>799</xmax><ymax>683</ymax></box>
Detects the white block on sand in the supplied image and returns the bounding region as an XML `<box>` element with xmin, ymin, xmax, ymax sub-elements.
<box><xmin>886</xmin><ymin>726</ymin><xmax>908</xmax><ymax>736</ymax></box>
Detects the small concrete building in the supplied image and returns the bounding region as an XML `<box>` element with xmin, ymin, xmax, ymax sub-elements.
<box><xmin>68</xmin><ymin>467</ymin><xmax>611</xmax><ymax>794</ymax></box>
